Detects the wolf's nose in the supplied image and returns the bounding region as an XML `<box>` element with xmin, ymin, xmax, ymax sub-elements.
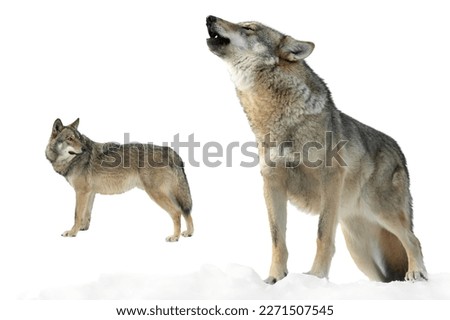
<box><xmin>207</xmin><ymin>15</ymin><xmax>217</xmax><ymax>25</ymax></box>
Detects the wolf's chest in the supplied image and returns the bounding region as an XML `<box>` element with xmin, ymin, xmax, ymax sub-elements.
<box><xmin>236</xmin><ymin>90</ymin><xmax>283</xmax><ymax>137</ymax></box>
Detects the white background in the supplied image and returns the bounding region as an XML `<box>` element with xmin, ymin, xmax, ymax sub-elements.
<box><xmin>1</xmin><ymin>0</ymin><xmax>449</xmax><ymax>300</ymax></box>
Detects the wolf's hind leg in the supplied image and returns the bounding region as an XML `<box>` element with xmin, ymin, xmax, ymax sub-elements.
<box><xmin>145</xmin><ymin>188</ymin><xmax>182</xmax><ymax>242</ymax></box>
<box><xmin>181</xmin><ymin>213</ymin><xmax>194</xmax><ymax>238</ymax></box>
<box><xmin>376</xmin><ymin>210</ymin><xmax>427</xmax><ymax>281</ymax></box>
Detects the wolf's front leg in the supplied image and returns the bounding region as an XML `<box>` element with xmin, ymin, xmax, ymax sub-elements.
<box><xmin>306</xmin><ymin>170</ymin><xmax>342</xmax><ymax>278</ymax></box>
<box><xmin>80</xmin><ymin>193</ymin><xmax>95</xmax><ymax>231</ymax></box>
<box><xmin>262</xmin><ymin>173</ymin><xmax>289</xmax><ymax>284</ymax></box>
<box><xmin>62</xmin><ymin>191</ymin><xmax>94</xmax><ymax>237</ymax></box>
<box><xmin>306</xmin><ymin>207</ymin><xmax>338</xmax><ymax>278</ymax></box>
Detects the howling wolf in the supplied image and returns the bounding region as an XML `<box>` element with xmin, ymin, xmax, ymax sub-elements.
<box><xmin>206</xmin><ymin>15</ymin><xmax>426</xmax><ymax>283</ymax></box>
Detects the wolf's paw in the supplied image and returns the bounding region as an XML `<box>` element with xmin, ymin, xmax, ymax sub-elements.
<box><xmin>405</xmin><ymin>270</ymin><xmax>428</xmax><ymax>282</ymax></box>
<box><xmin>264</xmin><ymin>276</ymin><xmax>278</xmax><ymax>285</ymax></box>
<box><xmin>61</xmin><ymin>230</ymin><xmax>77</xmax><ymax>237</ymax></box>
<box><xmin>304</xmin><ymin>270</ymin><xmax>328</xmax><ymax>279</ymax></box>
<box><xmin>80</xmin><ymin>224</ymin><xmax>90</xmax><ymax>231</ymax></box>
<box><xmin>181</xmin><ymin>230</ymin><xmax>193</xmax><ymax>238</ymax></box>
<box><xmin>165</xmin><ymin>235</ymin><xmax>179</xmax><ymax>242</ymax></box>
<box><xmin>264</xmin><ymin>271</ymin><xmax>288</xmax><ymax>285</ymax></box>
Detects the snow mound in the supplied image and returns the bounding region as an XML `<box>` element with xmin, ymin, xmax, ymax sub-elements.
<box><xmin>36</xmin><ymin>265</ymin><xmax>450</xmax><ymax>299</ymax></box>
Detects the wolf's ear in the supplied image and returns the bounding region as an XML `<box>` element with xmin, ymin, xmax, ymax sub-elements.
<box><xmin>279</xmin><ymin>36</ymin><xmax>314</xmax><ymax>62</ymax></box>
<box><xmin>52</xmin><ymin>118</ymin><xmax>64</xmax><ymax>135</ymax></box>
<box><xmin>69</xmin><ymin>118</ymin><xmax>80</xmax><ymax>129</ymax></box>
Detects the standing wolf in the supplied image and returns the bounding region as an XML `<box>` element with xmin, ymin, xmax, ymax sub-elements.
<box><xmin>46</xmin><ymin>118</ymin><xmax>193</xmax><ymax>241</ymax></box>
<box><xmin>206</xmin><ymin>15</ymin><xmax>426</xmax><ymax>283</ymax></box>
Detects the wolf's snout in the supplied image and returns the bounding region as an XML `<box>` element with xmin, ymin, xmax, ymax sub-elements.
<box><xmin>206</xmin><ymin>15</ymin><xmax>217</xmax><ymax>36</ymax></box>
<box><xmin>206</xmin><ymin>15</ymin><xmax>230</xmax><ymax>55</ymax></box>
<box><xmin>206</xmin><ymin>15</ymin><xmax>217</xmax><ymax>25</ymax></box>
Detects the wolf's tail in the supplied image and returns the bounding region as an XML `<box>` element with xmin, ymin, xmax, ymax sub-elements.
<box><xmin>340</xmin><ymin>218</ymin><xmax>408</xmax><ymax>282</ymax></box>
<box><xmin>171</xmin><ymin>151</ymin><xmax>193</xmax><ymax>217</ymax></box>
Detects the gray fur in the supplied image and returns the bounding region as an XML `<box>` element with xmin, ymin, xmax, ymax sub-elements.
<box><xmin>206</xmin><ymin>15</ymin><xmax>426</xmax><ymax>283</ymax></box>
<box><xmin>46</xmin><ymin>118</ymin><xmax>194</xmax><ymax>241</ymax></box>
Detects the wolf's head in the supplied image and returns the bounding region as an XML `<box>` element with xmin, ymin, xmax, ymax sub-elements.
<box><xmin>46</xmin><ymin>118</ymin><xmax>86</xmax><ymax>164</ymax></box>
<box><xmin>206</xmin><ymin>16</ymin><xmax>314</xmax><ymax>66</ymax></box>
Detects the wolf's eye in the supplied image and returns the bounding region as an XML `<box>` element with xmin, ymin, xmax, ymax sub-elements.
<box><xmin>67</xmin><ymin>136</ymin><xmax>74</xmax><ymax>142</ymax></box>
<box><xmin>242</xmin><ymin>26</ymin><xmax>255</xmax><ymax>32</ymax></box>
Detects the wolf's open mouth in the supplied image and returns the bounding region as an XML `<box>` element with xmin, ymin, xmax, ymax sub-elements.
<box><xmin>206</xmin><ymin>16</ymin><xmax>230</xmax><ymax>53</ymax></box>
<box><xmin>207</xmin><ymin>26</ymin><xmax>230</xmax><ymax>46</ymax></box>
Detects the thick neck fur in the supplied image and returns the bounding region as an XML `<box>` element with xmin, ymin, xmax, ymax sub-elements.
<box><xmin>229</xmin><ymin>58</ymin><xmax>333</xmax><ymax>140</ymax></box>
<box><xmin>46</xmin><ymin>135</ymin><xmax>93</xmax><ymax>177</ymax></box>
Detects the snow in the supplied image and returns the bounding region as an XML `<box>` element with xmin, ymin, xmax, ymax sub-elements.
<box><xmin>35</xmin><ymin>265</ymin><xmax>450</xmax><ymax>300</ymax></box>
<box><xmin>1</xmin><ymin>0</ymin><xmax>449</xmax><ymax>312</ymax></box>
